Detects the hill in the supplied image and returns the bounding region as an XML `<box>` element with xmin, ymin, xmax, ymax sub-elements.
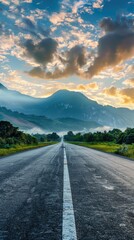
<box><xmin>0</xmin><ymin>107</ymin><xmax>100</xmax><ymax>133</ymax></box>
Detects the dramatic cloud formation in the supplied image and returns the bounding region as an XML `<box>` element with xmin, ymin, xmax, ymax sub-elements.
<box><xmin>103</xmin><ymin>86</ymin><xmax>134</xmax><ymax>104</ymax></box>
<box><xmin>0</xmin><ymin>0</ymin><xmax>133</xmax><ymax>109</ymax></box>
<box><xmin>26</xmin><ymin>17</ymin><xmax>134</xmax><ymax>80</ymax></box>
<box><xmin>28</xmin><ymin>45</ymin><xmax>87</xmax><ymax>79</ymax></box>
<box><xmin>83</xmin><ymin>17</ymin><xmax>134</xmax><ymax>78</ymax></box>
<box><xmin>100</xmin><ymin>17</ymin><xmax>133</xmax><ymax>32</ymax></box>
<box><xmin>23</xmin><ymin>38</ymin><xmax>58</xmax><ymax>65</ymax></box>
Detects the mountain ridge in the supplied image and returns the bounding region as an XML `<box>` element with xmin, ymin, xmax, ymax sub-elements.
<box><xmin>0</xmin><ymin>83</ymin><xmax>134</xmax><ymax>129</ymax></box>
<box><xmin>0</xmin><ymin>106</ymin><xmax>100</xmax><ymax>133</ymax></box>
<box><xmin>0</xmin><ymin>84</ymin><xmax>133</xmax><ymax>110</ymax></box>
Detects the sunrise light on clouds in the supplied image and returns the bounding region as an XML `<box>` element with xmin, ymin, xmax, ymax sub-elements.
<box><xmin>0</xmin><ymin>0</ymin><xmax>133</xmax><ymax>108</ymax></box>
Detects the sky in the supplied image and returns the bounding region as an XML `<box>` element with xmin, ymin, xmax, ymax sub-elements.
<box><xmin>0</xmin><ymin>0</ymin><xmax>134</xmax><ymax>109</ymax></box>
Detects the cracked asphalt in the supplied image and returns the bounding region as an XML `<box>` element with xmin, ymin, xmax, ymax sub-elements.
<box><xmin>0</xmin><ymin>142</ymin><xmax>134</xmax><ymax>240</ymax></box>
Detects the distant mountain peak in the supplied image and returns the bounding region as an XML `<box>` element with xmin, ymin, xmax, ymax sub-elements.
<box><xmin>49</xmin><ymin>89</ymin><xmax>98</xmax><ymax>105</ymax></box>
<box><xmin>50</xmin><ymin>89</ymin><xmax>91</xmax><ymax>101</ymax></box>
<box><xmin>0</xmin><ymin>83</ymin><xmax>7</xmax><ymax>90</ymax></box>
<box><xmin>0</xmin><ymin>87</ymin><xmax>133</xmax><ymax>129</ymax></box>
<box><xmin>53</xmin><ymin>89</ymin><xmax>86</xmax><ymax>97</ymax></box>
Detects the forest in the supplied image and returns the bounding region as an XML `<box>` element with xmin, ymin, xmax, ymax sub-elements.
<box><xmin>64</xmin><ymin>128</ymin><xmax>134</xmax><ymax>144</ymax></box>
<box><xmin>0</xmin><ymin>121</ymin><xmax>60</xmax><ymax>150</ymax></box>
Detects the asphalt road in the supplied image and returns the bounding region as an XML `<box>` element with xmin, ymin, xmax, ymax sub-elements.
<box><xmin>0</xmin><ymin>142</ymin><xmax>134</xmax><ymax>240</ymax></box>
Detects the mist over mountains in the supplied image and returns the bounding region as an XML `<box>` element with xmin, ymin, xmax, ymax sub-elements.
<box><xmin>0</xmin><ymin>83</ymin><xmax>37</xmax><ymax>113</ymax></box>
<box><xmin>0</xmin><ymin>83</ymin><xmax>134</xmax><ymax>132</ymax></box>
<box><xmin>0</xmin><ymin>107</ymin><xmax>100</xmax><ymax>133</ymax></box>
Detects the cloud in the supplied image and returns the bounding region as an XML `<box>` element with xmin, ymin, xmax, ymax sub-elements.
<box><xmin>49</xmin><ymin>4</ymin><xmax>84</xmax><ymax>26</ymax></box>
<box><xmin>103</xmin><ymin>86</ymin><xmax>134</xmax><ymax>105</ymax></box>
<box><xmin>27</xmin><ymin>45</ymin><xmax>87</xmax><ymax>79</ymax></box>
<box><xmin>129</xmin><ymin>65</ymin><xmax>134</xmax><ymax>72</ymax></box>
<box><xmin>0</xmin><ymin>0</ymin><xmax>32</xmax><ymax>6</ymax></box>
<box><xmin>0</xmin><ymin>0</ymin><xmax>10</xmax><ymax>5</ymax></box>
<box><xmin>0</xmin><ymin>70</ymin><xmax>38</xmax><ymax>98</ymax></box>
<box><xmin>28</xmin><ymin>67</ymin><xmax>46</xmax><ymax>78</ymax></box>
<box><xmin>69</xmin><ymin>29</ymin><xmax>98</xmax><ymax>48</ymax></box>
<box><xmin>0</xmin><ymin>33</ymin><xmax>19</xmax><ymax>58</ymax></box>
<box><xmin>77</xmin><ymin>82</ymin><xmax>99</xmax><ymax>91</ymax></box>
<box><xmin>15</xmin><ymin>14</ymin><xmax>132</xmax><ymax>83</ymax></box>
<box><xmin>82</xmin><ymin>17</ymin><xmax>134</xmax><ymax>79</ymax></box>
<box><xmin>100</xmin><ymin>17</ymin><xmax>134</xmax><ymax>32</ymax></box>
<box><xmin>93</xmin><ymin>0</ymin><xmax>103</xmax><ymax>9</ymax></box>
<box><xmin>49</xmin><ymin>12</ymin><xmax>66</xmax><ymax>25</ymax></box>
<box><xmin>20</xmin><ymin>17</ymin><xmax>41</xmax><ymax>38</ymax></box>
<box><xmin>38</xmin><ymin>27</ymin><xmax>51</xmax><ymax>37</ymax></box>
<box><xmin>113</xmin><ymin>65</ymin><xmax>125</xmax><ymax>73</ymax></box>
<box><xmin>72</xmin><ymin>1</ymin><xmax>84</xmax><ymax>14</ymax></box>
<box><xmin>28</xmin><ymin>81</ymin><xmax>99</xmax><ymax>98</ymax></box>
<box><xmin>120</xmin><ymin>88</ymin><xmax>134</xmax><ymax>104</ymax></box>
<box><xmin>1</xmin><ymin>0</ymin><xmax>19</xmax><ymax>5</ymax></box>
<box><xmin>103</xmin><ymin>86</ymin><xmax>117</xmax><ymax>96</ymax></box>
<box><xmin>23</xmin><ymin>0</ymin><xmax>32</xmax><ymax>2</ymax></box>
<box><xmin>25</xmin><ymin>17</ymin><xmax>134</xmax><ymax>80</ymax></box>
<box><xmin>123</xmin><ymin>78</ymin><xmax>134</xmax><ymax>87</ymax></box>
<box><xmin>23</xmin><ymin>38</ymin><xmax>58</xmax><ymax>65</ymax></box>
<box><xmin>23</xmin><ymin>18</ymin><xmax>35</xmax><ymax>29</ymax></box>
<box><xmin>15</xmin><ymin>16</ymin><xmax>50</xmax><ymax>39</ymax></box>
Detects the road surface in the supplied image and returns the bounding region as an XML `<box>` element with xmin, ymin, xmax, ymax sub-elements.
<box><xmin>0</xmin><ymin>142</ymin><xmax>134</xmax><ymax>240</ymax></box>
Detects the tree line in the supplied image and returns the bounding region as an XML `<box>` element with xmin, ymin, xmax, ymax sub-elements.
<box><xmin>0</xmin><ymin>121</ymin><xmax>38</xmax><ymax>148</ymax></box>
<box><xmin>33</xmin><ymin>133</ymin><xmax>60</xmax><ymax>142</ymax></box>
<box><xmin>0</xmin><ymin>121</ymin><xmax>60</xmax><ymax>149</ymax></box>
<box><xmin>64</xmin><ymin>128</ymin><xmax>134</xmax><ymax>144</ymax></box>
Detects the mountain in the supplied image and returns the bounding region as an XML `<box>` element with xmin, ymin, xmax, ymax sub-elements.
<box><xmin>0</xmin><ymin>83</ymin><xmax>38</xmax><ymax>112</ymax></box>
<box><xmin>0</xmin><ymin>83</ymin><xmax>7</xmax><ymax>91</ymax></box>
<box><xmin>25</xmin><ymin>90</ymin><xmax>134</xmax><ymax>128</ymax></box>
<box><xmin>0</xmin><ymin>107</ymin><xmax>100</xmax><ymax>133</ymax></box>
<box><xmin>0</xmin><ymin>84</ymin><xmax>134</xmax><ymax>129</ymax></box>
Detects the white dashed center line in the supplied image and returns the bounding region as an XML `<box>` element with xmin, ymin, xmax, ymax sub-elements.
<box><xmin>62</xmin><ymin>146</ymin><xmax>77</xmax><ymax>240</ymax></box>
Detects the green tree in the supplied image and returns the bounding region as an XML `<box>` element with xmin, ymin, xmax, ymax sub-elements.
<box><xmin>126</xmin><ymin>133</ymin><xmax>134</xmax><ymax>144</ymax></box>
<box><xmin>0</xmin><ymin>121</ymin><xmax>18</xmax><ymax>138</ymax></box>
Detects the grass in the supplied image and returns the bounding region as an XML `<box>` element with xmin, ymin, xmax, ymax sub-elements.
<box><xmin>69</xmin><ymin>141</ymin><xmax>134</xmax><ymax>160</ymax></box>
<box><xmin>0</xmin><ymin>142</ymin><xmax>57</xmax><ymax>157</ymax></box>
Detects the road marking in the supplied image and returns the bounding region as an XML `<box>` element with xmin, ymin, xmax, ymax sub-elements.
<box><xmin>62</xmin><ymin>146</ymin><xmax>77</xmax><ymax>240</ymax></box>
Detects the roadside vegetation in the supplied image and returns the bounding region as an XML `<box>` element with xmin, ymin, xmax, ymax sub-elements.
<box><xmin>0</xmin><ymin>121</ymin><xmax>60</xmax><ymax>156</ymax></box>
<box><xmin>64</xmin><ymin>128</ymin><xmax>134</xmax><ymax>159</ymax></box>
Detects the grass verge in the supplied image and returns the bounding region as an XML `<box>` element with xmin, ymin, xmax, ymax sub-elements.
<box><xmin>69</xmin><ymin>142</ymin><xmax>134</xmax><ymax>160</ymax></box>
<box><xmin>0</xmin><ymin>142</ymin><xmax>57</xmax><ymax>157</ymax></box>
